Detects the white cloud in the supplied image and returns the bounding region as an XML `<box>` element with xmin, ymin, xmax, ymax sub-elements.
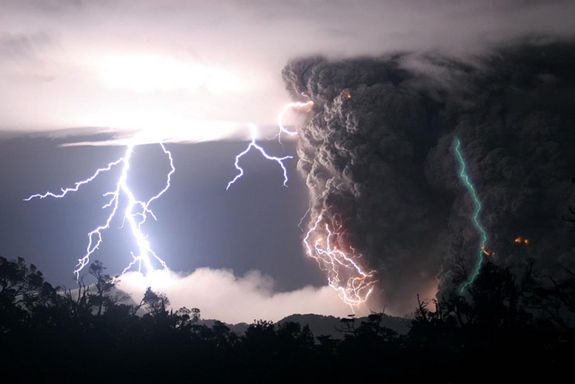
<box><xmin>116</xmin><ymin>268</ymin><xmax>367</xmax><ymax>323</ymax></box>
<box><xmin>1</xmin><ymin>1</ymin><xmax>574</xmax><ymax>141</ymax></box>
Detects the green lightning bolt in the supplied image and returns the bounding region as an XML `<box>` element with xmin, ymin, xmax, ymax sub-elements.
<box><xmin>453</xmin><ymin>138</ymin><xmax>489</xmax><ymax>294</ymax></box>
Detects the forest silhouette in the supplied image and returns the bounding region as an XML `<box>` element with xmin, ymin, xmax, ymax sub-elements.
<box><xmin>0</xmin><ymin>255</ymin><xmax>572</xmax><ymax>383</ymax></box>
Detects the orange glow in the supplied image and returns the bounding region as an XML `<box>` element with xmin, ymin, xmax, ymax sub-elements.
<box><xmin>481</xmin><ymin>246</ymin><xmax>493</xmax><ymax>257</ymax></box>
<box><xmin>346</xmin><ymin>92</ymin><xmax>352</xmax><ymax>99</ymax></box>
<box><xmin>514</xmin><ymin>237</ymin><xmax>529</xmax><ymax>245</ymax></box>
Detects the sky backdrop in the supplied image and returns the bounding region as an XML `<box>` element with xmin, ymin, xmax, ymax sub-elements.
<box><xmin>1</xmin><ymin>0</ymin><xmax>574</xmax><ymax>321</ymax></box>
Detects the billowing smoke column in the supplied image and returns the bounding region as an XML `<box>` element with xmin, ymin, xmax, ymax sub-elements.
<box><xmin>282</xmin><ymin>55</ymin><xmax>451</xmax><ymax>313</ymax></box>
<box><xmin>283</xmin><ymin>41</ymin><xmax>575</xmax><ymax>314</ymax></box>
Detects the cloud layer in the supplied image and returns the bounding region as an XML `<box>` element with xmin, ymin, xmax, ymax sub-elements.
<box><xmin>1</xmin><ymin>0</ymin><xmax>575</xmax><ymax>141</ymax></box>
<box><xmin>116</xmin><ymin>268</ymin><xmax>367</xmax><ymax>323</ymax></box>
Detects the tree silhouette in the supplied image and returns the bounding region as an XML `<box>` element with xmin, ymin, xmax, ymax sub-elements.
<box><xmin>0</xmin><ymin>255</ymin><xmax>573</xmax><ymax>382</ymax></box>
<box><xmin>88</xmin><ymin>260</ymin><xmax>115</xmax><ymax>316</ymax></box>
<box><xmin>139</xmin><ymin>286</ymin><xmax>170</xmax><ymax>324</ymax></box>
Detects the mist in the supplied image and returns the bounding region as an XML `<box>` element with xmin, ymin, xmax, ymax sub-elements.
<box><xmin>116</xmin><ymin>268</ymin><xmax>370</xmax><ymax>323</ymax></box>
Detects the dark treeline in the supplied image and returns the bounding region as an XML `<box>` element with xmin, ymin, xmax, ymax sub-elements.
<box><xmin>0</xmin><ymin>256</ymin><xmax>573</xmax><ymax>383</ymax></box>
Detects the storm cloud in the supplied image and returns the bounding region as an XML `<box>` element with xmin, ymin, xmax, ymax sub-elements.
<box><xmin>1</xmin><ymin>0</ymin><xmax>575</xmax><ymax>140</ymax></box>
<box><xmin>283</xmin><ymin>40</ymin><xmax>575</xmax><ymax>314</ymax></box>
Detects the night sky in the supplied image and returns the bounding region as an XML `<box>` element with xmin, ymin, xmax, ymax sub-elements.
<box><xmin>0</xmin><ymin>136</ymin><xmax>317</xmax><ymax>289</ymax></box>
<box><xmin>1</xmin><ymin>0</ymin><xmax>575</xmax><ymax>321</ymax></box>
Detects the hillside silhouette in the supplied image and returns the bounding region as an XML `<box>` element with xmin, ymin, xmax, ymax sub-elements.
<box><xmin>0</xmin><ymin>255</ymin><xmax>573</xmax><ymax>383</ymax></box>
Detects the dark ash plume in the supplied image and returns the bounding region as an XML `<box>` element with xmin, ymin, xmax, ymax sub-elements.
<box><xmin>282</xmin><ymin>41</ymin><xmax>575</xmax><ymax>315</ymax></box>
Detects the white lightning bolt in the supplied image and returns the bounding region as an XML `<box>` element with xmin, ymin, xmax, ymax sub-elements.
<box><xmin>25</xmin><ymin>143</ymin><xmax>174</xmax><ymax>277</ymax></box>
<box><xmin>226</xmin><ymin>101</ymin><xmax>313</xmax><ymax>189</ymax></box>
<box><xmin>277</xmin><ymin>100</ymin><xmax>314</xmax><ymax>141</ymax></box>
<box><xmin>226</xmin><ymin>101</ymin><xmax>376</xmax><ymax>306</ymax></box>
<box><xmin>226</xmin><ymin>124</ymin><xmax>293</xmax><ymax>190</ymax></box>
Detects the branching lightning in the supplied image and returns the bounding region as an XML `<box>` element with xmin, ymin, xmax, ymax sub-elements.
<box><xmin>453</xmin><ymin>137</ymin><xmax>489</xmax><ymax>294</ymax></box>
<box><xmin>226</xmin><ymin>124</ymin><xmax>293</xmax><ymax>190</ymax></box>
<box><xmin>303</xmin><ymin>215</ymin><xmax>377</xmax><ymax>306</ymax></box>
<box><xmin>225</xmin><ymin>99</ymin><xmax>312</xmax><ymax>190</ymax></box>
<box><xmin>226</xmin><ymin>101</ymin><xmax>377</xmax><ymax>306</ymax></box>
<box><xmin>25</xmin><ymin>143</ymin><xmax>174</xmax><ymax>277</ymax></box>
<box><xmin>297</xmin><ymin>207</ymin><xmax>311</xmax><ymax>233</ymax></box>
<box><xmin>26</xmin><ymin>96</ymin><xmax>373</xmax><ymax>309</ymax></box>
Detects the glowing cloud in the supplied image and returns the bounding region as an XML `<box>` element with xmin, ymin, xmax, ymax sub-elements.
<box><xmin>98</xmin><ymin>55</ymin><xmax>246</xmax><ymax>94</ymax></box>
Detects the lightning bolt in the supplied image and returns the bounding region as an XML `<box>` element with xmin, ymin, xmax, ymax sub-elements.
<box><xmin>226</xmin><ymin>101</ymin><xmax>313</xmax><ymax>190</ymax></box>
<box><xmin>251</xmin><ymin>99</ymin><xmax>377</xmax><ymax>306</ymax></box>
<box><xmin>226</xmin><ymin>124</ymin><xmax>293</xmax><ymax>190</ymax></box>
<box><xmin>24</xmin><ymin>143</ymin><xmax>174</xmax><ymax>277</ymax></box>
<box><xmin>453</xmin><ymin>137</ymin><xmax>489</xmax><ymax>294</ymax></box>
<box><xmin>297</xmin><ymin>207</ymin><xmax>311</xmax><ymax>233</ymax></box>
<box><xmin>277</xmin><ymin>100</ymin><xmax>314</xmax><ymax>140</ymax></box>
<box><xmin>304</xmin><ymin>215</ymin><xmax>377</xmax><ymax>306</ymax></box>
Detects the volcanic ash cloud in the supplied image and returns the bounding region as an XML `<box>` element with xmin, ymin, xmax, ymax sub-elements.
<box><xmin>282</xmin><ymin>41</ymin><xmax>575</xmax><ymax>314</ymax></box>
